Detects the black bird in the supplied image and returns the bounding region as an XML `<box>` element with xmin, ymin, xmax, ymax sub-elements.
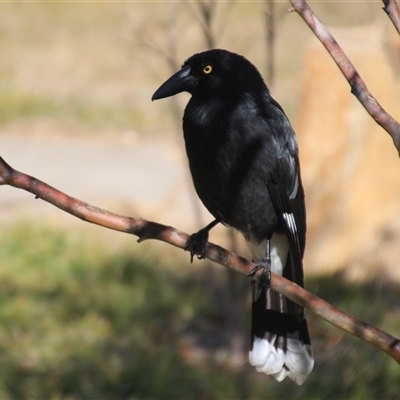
<box><xmin>152</xmin><ymin>49</ymin><xmax>314</xmax><ymax>384</ymax></box>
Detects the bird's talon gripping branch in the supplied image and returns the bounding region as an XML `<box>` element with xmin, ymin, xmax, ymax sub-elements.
<box><xmin>184</xmin><ymin>230</ymin><xmax>208</xmax><ymax>262</ymax></box>
<box><xmin>183</xmin><ymin>219</ymin><xmax>220</xmax><ymax>263</ymax></box>
<box><xmin>248</xmin><ymin>260</ymin><xmax>272</xmax><ymax>288</ymax></box>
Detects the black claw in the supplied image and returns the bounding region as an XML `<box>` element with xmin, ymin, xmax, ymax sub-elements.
<box><xmin>247</xmin><ymin>259</ymin><xmax>271</xmax><ymax>289</ymax></box>
<box><xmin>184</xmin><ymin>219</ymin><xmax>220</xmax><ymax>263</ymax></box>
<box><xmin>185</xmin><ymin>229</ymin><xmax>209</xmax><ymax>263</ymax></box>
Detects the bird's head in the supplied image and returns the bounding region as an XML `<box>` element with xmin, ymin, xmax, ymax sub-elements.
<box><xmin>152</xmin><ymin>49</ymin><xmax>265</xmax><ymax>101</ymax></box>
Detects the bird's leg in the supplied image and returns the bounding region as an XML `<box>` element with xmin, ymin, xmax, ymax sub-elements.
<box><xmin>185</xmin><ymin>219</ymin><xmax>220</xmax><ymax>263</ymax></box>
<box><xmin>248</xmin><ymin>239</ymin><xmax>271</xmax><ymax>289</ymax></box>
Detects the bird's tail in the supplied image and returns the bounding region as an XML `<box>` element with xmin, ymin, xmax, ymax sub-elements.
<box><xmin>248</xmin><ymin>255</ymin><xmax>314</xmax><ymax>385</ymax></box>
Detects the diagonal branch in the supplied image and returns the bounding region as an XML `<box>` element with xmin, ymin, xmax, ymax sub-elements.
<box><xmin>383</xmin><ymin>0</ymin><xmax>400</xmax><ymax>35</ymax></box>
<box><xmin>1</xmin><ymin>155</ymin><xmax>400</xmax><ymax>364</ymax></box>
<box><xmin>289</xmin><ymin>0</ymin><xmax>400</xmax><ymax>155</ymax></box>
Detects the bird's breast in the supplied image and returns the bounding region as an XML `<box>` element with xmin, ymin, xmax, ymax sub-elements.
<box><xmin>183</xmin><ymin>101</ymin><xmax>278</xmax><ymax>240</ymax></box>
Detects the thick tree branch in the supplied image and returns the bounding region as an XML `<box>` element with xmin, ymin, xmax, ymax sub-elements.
<box><xmin>289</xmin><ymin>0</ymin><xmax>400</xmax><ymax>155</ymax></box>
<box><xmin>1</xmin><ymin>155</ymin><xmax>400</xmax><ymax>364</ymax></box>
<box><xmin>383</xmin><ymin>0</ymin><xmax>400</xmax><ymax>35</ymax></box>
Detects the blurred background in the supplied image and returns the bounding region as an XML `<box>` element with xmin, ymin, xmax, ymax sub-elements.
<box><xmin>1</xmin><ymin>1</ymin><xmax>400</xmax><ymax>398</ymax></box>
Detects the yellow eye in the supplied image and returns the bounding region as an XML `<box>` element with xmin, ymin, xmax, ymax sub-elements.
<box><xmin>203</xmin><ymin>65</ymin><xmax>213</xmax><ymax>75</ymax></box>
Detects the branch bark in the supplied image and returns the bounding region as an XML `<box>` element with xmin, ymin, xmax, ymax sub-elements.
<box><xmin>1</xmin><ymin>155</ymin><xmax>400</xmax><ymax>364</ymax></box>
<box><xmin>383</xmin><ymin>0</ymin><xmax>400</xmax><ymax>35</ymax></box>
<box><xmin>289</xmin><ymin>0</ymin><xmax>400</xmax><ymax>155</ymax></box>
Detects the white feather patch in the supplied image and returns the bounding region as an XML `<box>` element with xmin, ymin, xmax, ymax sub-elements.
<box><xmin>285</xmin><ymin>337</ymin><xmax>314</xmax><ymax>375</ymax></box>
<box><xmin>271</xmin><ymin>368</ymin><xmax>288</xmax><ymax>382</ymax></box>
<box><xmin>255</xmin><ymin>346</ymin><xmax>285</xmax><ymax>374</ymax></box>
<box><xmin>282</xmin><ymin>212</ymin><xmax>302</xmax><ymax>255</ymax></box>
<box><xmin>282</xmin><ymin>212</ymin><xmax>297</xmax><ymax>236</ymax></box>
<box><xmin>287</xmin><ymin>370</ymin><xmax>309</xmax><ymax>386</ymax></box>
<box><xmin>249</xmin><ymin>337</ymin><xmax>275</xmax><ymax>367</ymax></box>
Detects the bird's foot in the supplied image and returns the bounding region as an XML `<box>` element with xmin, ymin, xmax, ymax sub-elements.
<box><xmin>248</xmin><ymin>257</ymin><xmax>271</xmax><ymax>289</ymax></box>
<box><xmin>185</xmin><ymin>228</ymin><xmax>209</xmax><ymax>263</ymax></box>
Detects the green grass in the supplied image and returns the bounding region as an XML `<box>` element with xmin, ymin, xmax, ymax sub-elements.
<box><xmin>0</xmin><ymin>223</ymin><xmax>399</xmax><ymax>399</ymax></box>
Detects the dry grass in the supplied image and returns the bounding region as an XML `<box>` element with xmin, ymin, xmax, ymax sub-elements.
<box><xmin>0</xmin><ymin>1</ymin><xmax>382</xmax><ymax>137</ymax></box>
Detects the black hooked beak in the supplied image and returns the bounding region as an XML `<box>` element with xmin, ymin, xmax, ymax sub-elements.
<box><xmin>152</xmin><ymin>65</ymin><xmax>197</xmax><ymax>101</ymax></box>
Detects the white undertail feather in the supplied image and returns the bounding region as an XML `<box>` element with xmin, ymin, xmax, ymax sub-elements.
<box><xmin>247</xmin><ymin>232</ymin><xmax>314</xmax><ymax>385</ymax></box>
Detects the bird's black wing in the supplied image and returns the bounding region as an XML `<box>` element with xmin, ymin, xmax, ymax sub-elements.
<box><xmin>267</xmin><ymin>151</ymin><xmax>306</xmax><ymax>287</ymax></box>
<box><xmin>261</xmin><ymin>92</ymin><xmax>306</xmax><ymax>289</ymax></box>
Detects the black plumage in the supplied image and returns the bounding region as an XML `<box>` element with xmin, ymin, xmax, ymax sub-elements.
<box><xmin>152</xmin><ymin>49</ymin><xmax>314</xmax><ymax>384</ymax></box>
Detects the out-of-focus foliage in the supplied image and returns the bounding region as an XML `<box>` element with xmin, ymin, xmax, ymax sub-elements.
<box><xmin>0</xmin><ymin>223</ymin><xmax>399</xmax><ymax>399</ymax></box>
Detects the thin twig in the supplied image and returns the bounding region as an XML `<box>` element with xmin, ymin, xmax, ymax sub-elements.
<box><xmin>1</xmin><ymin>155</ymin><xmax>400</xmax><ymax>364</ymax></box>
<box><xmin>383</xmin><ymin>0</ymin><xmax>400</xmax><ymax>35</ymax></box>
<box><xmin>289</xmin><ymin>0</ymin><xmax>400</xmax><ymax>154</ymax></box>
